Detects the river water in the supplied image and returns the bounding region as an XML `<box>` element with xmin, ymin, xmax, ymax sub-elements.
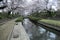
<box><xmin>22</xmin><ymin>18</ymin><xmax>60</xmax><ymax>40</ymax></box>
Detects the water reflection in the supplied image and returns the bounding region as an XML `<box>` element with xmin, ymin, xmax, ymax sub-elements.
<box><xmin>38</xmin><ymin>27</ymin><xmax>56</xmax><ymax>40</ymax></box>
<box><xmin>23</xmin><ymin>18</ymin><xmax>60</xmax><ymax>40</ymax></box>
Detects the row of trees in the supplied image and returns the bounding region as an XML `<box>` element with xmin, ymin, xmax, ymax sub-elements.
<box><xmin>29</xmin><ymin>0</ymin><xmax>58</xmax><ymax>19</ymax></box>
<box><xmin>30</xmin><ymin>10</ymin><xmax>57</xmax><ymax>19</ymax></box>
<box><xmin>0</xmin><ymin>12</ymin><xmax>20</xmax><ymax>19</ymax></box>
<box><xmin>0</xmin><ymin>0</ymin><xmax>20</xmax><ymax>19</ymax></box>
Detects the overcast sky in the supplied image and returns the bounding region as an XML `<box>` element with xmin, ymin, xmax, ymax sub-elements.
<box><xmin>47</xmin><ymin>0</ymin><xmax>57</xmax><ymax>11</ymax></box>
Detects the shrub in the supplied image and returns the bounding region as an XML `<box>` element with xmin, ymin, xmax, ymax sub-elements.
<box><xmin>15</xmin><ymin>16</ymin><xmax>23</xmax><ymax>22</ymax></box>
<box><xmin>0</xmin><ymin>16</ymin><xmax>2</xmax><ymax>19</ymax></box>
<box><xmin>29</xmin><ymin>16</ymin><xmax>40</xmax><ymax>21</ymax></box>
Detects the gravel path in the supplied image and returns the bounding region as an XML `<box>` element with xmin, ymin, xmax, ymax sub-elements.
<box><xmin>10</xmin><ymin>22</ymin><xmax>30</xmax><ymax>40</ymax></box>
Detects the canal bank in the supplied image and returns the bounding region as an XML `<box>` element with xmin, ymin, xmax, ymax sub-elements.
<box><xmin>38</xmin><ymin>21</ymin><xmax>60</xmax><ymax>31</ymax></box>
<box><xmin>29</xmin><ymin>18</ymin><xmax>60</xmax><ymax>32</ymax></box>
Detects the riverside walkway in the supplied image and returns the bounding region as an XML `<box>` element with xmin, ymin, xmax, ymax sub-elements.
<box><xmin>0</xmin><ymin>18</ymin><xmax>30</xmax><ymax>40</ymax></box>
<box><xmin>0</xmin><ymin>19</ymin><xmax>16</xmax><ymax>40</ymax></box>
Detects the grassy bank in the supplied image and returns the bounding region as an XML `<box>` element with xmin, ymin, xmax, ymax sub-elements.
<box><xmin>15</xmin><ymin>16</ymin><xmax>24</xmax><ymax>22</ymax></box>
<box><xmin>39</xmin><ymin>19</ymin><xmax>60</xmax><ymax>27</ymax></box>
<box><xmin>29</xmin><ymin>16</ymin><xmax>40</xmax><ymax>21</ymax></box>
<box><xmin>29</xmin><ymin>15</ymin><xmax>60</xmax><ymax>27</ymax></box>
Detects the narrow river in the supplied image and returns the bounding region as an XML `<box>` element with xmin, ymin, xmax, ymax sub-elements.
<box><xmin>22</xmin><ymin>18</ymin><xmax>60</xmax><ymax>40</ymax></box>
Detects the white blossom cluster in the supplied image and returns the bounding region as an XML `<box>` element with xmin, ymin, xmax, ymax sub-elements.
<box><xmin>0</xmin><ymin>0</ymin><xmax>59</xmax><ymax>15</ymax></box>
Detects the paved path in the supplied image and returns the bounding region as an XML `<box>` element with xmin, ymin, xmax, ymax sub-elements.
<box><xmin>0</xmin><ymin>19</ymin><xmax>17</xmax><ymax>40</ymax></box>
<box><xmin>10</xmin><ymin>22</ymin><xmax>30</xmax><ymax>40</ymax></box>
<box><xmin>0</xmin><ymin>19</ymin><xmax>11</xmax><ymax>26</ymax></box>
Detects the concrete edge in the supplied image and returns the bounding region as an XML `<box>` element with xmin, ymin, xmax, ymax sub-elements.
<box><xmin>38</xmin><ymin>21</ymin><xmax>60</xmax><ymax>31</ymax></box>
